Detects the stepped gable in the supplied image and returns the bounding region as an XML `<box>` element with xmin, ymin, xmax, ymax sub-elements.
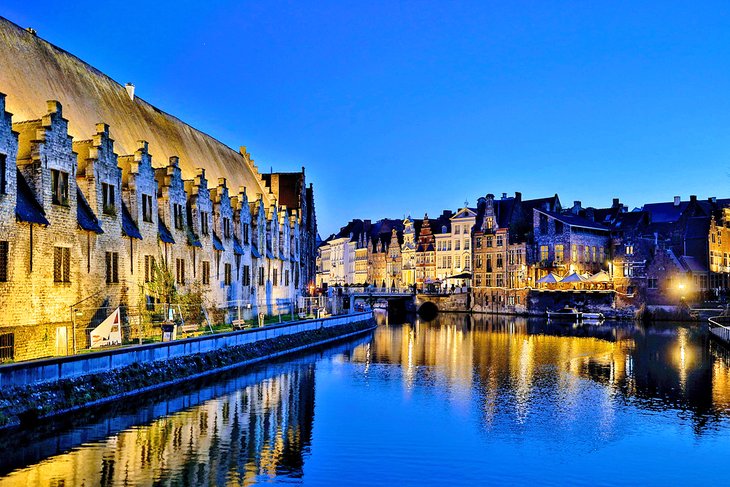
<box><xmin>0</xmin><ymin>16</ymin><xmax>272</xmax><ymax>206</ymax></box>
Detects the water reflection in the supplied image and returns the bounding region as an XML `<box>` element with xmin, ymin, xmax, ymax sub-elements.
<box><xmin>363</xmin><ymin>313</ymin><xmax>728</xmax><ymax>425</ymax></box>
<box><xmin>2</xmin><ymin>315</ymin><xmax>730</xmax><ymax>485</ymax></box>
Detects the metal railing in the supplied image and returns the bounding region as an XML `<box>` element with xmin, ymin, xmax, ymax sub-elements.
<box><xmin>709</xmin><ymin>313</ymin><xmax>730</xmax><ymax>343</ymax></box>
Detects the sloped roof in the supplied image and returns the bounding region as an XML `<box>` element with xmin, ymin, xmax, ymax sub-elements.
<box><xmin>233</xmin><ymin>236</ymin><xmax>244</xmax><ymax>255</ymax></box>
<box><xmin>121</xmin><ymin>202</ymin><xmax>142</xmax><ymax>239</ymax></box>
<box><xmin>15</xmin><ymin>169</ymin><xmax>49</xmax><ymax>225</ymax></box>
<box><xmin>0</xmin><ymin>16</ymin><xmax>272</xmax><ymax>207</ymax></box>
<box><xmin>212</xmin><ymin>232</ymin><xmax>225</xmax><ymax>251</ymax></box>
<box><xmin>76</xmin><ymin>187</ymin><xmax>103</xmax><ymax>234</ymax></box>
<box><xmin>158</xmin><ymin>219</ymin><xmax>175</xmax><ymax>244</ymax></box>
<box><xmin>536</xmin><ymin>209</ymin><xmax>610</xmax><ymax>232</ymax></box>
<box><xmin>685</xmin><ymin>216</ymin><xmax>710</xmax><ymax>240</ymax></box>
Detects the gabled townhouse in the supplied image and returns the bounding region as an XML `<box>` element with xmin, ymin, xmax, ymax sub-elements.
<box><xmin>119</xmin><ymin>141</ymin><xmax>159</xmax><ymax>306</ymax></box>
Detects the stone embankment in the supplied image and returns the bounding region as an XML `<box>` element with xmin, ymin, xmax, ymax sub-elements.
<box><xmin>0</xmin><ymin>313</ymin><xmax>375</xmax><ymax>429</ymax></box>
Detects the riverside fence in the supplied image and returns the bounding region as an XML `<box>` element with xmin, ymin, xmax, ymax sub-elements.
<box><xmin>0</xmin><ymin>312</ymin><xmax>374</xmax><ymax>388</ymax></box>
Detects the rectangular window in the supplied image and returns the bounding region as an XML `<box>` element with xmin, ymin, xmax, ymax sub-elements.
<box><xmin>571</xmin><ymin>244</ymin><xmax>577</xmax><ymax>261</ymax></box>
<box><xmin>540</xmin><ymin>245</ymin><xmax>549</xmax><ymax>262</ymax></box>
<box><xmin>591</xmin><ymin>246</ymin><xmax>597</xmax><ymax>263</ymax></box>
<box><xmin>273</xmin><ymin>268</ymin><xmax>278</xmax><ymax>286</ymax></box>
<box><xmin>174</xmin><ymin>204</ymin><xmax>184</xmax><ymax>230</ymax></box>
<box><xmin>51</xmin><ymin>169</ymin><xmax>69</xmax><ymax>206</ymax></box>
<box><xmin>599</xmin><ymin>247</ymin><xmax>605</xmax><ymax>263</ymax></box>
<box><xmin>0</xmin><ymin>241</ymin><xmax>7</xmax><ymax>282</ymax></box>
<box><xmin>476</xmin><ymin>255</ymin><xmax>483</xmax><ymax>269</ymax></box>
<box><xmin>105</xmin><ymin>251</ymin><xmax>119</xmax><ymax>283</ymax></box>
<box><xmin>496</xmin><ymin>235</ymin><xmax>504</xmax><ymax>247</ymax></box>
<box><xmin>142</xmin><ymin>194</ymin><xmax>153</xmax><ymax>222</ymax></box>
<box><xmin>202</xmin><ymin>261</ymin><xmax>210</xmax><ymax>285</ymax></box>
<box><xmin>496</xmin><ymin>255</ymin><xmax>503</xmax><ymax>269</ymax></box>
<box><xmin>584</xmin><ymin>246</ymin><xmax>590</xmax><ymax>263</ymax></box>
<box><xmin>176</xmin><ymin>258</ymin><xmax>185</xmax><ymax>285</ymax></box>
<box><xmin>648</xmin><ymin>278</ymin><xmax>658</xmax><ymax>289</ymax></box>
<box><xmin>455</xmin><ymin>256</ymin><xmax>461</xmax><ymax>268</ymax></box>
<box><xmin>243</xmin><ymin>223</ymin><xmax>249</xmax><ymax>244</ymax></box>
<box><xmin>258</xmin><ymin>266</ymin><xmax>265</xmax><ymax>286</ymax></box>
<box><xmin>496</xmin><ymin>275</ymin><xmax>504</xmax><ymax>287</ymax></box>
<box><xmin>465</xmin><ymin>239</ymin><xmax>470</xmax><ymax>250</ymax></box>
<box><xmin>144</xmin><ymin>255</ymin><xmax>156</xmax><ymax>283</ymax></box>
<box><xmin>486</xmin><ymin>237</ymin><xmax>493</xmax><ymax>248</ymax></box>
<box><xmin>224</xmin><ymin>263</ymin><xmax>232</xmax><ymax>286</ymax></box>
<box><xmin>285</xmin><ymin>269</ymin><xmax>290</xmax><ymax>286</ymax></box>
<box><xmin>201</xmin><ymin>211</ymin><xmax>209</xmax><ymax>235</ymax></box>
<box><xmin>223</xmin><ymin>217</ymin><xmax>231</xmax><ymax>238</ymax></box>
<box><xmin>53</xmin><ymin>246</ymin><xmax>71</xmax><ymax>283</ymax></box>
<box><xmin>102</xmin><ymin>182</ymin><xmax>115</xmax><ymax>215</ymax></box>
<box><xmin>243</xmin><ymin>265</ymin><xmax>251</xmax><ymax>286</ymax></box>
<box><xmin>476</xmin><ymin>237</ymin><xmax>482</xmax><ymax>249</ymax></box>
<box><xmin>0</xmin><ymin>333</ymin><xmax>14</xmax><ymax>361</ymax></box>
<box><xmin>486</xmin><ymin>274</ymin><xmax>492</xmax><ymax>287</ymax></box>
<box><xmin>555</xmin><ymin>244</ymin><xmax>564</xmax><ymax>263</ymax></box>
<box><xmin>0</xmin><ymin>154</ymin><xmax>6</xmax><ymax>194</ymax></box>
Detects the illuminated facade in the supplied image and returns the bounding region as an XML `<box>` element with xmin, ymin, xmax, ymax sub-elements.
<box><xmin>0</xmin><ymin>19</ymin><xmax>316</xmax><ymax>361</ymax></box>
<box><xmin>400</xmin><ymin>216</ymin><xmax>417</xmax><ymax>287</ymax></box>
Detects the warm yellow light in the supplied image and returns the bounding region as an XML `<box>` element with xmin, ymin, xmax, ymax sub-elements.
<box><xmin>678</xmin><ymin>283</ymin><xmax>685</xmax><ymax>290</ymax></box>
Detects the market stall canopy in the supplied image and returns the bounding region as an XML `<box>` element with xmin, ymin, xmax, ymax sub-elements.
<box><xmin>536</xmin><ymin>273</ymin><xmax>561</xmax><ymax>284</ymax></box>
<box><xmin>561</xmin><ymin>271</ymin><xmax>586</xmax><ymax>283</ymax></box>
<box><xmin>445</xmin><ymin>272</ymin><xmax>472</xmax><ymax>280</ymax></box>
<box><xmin>587</xmin><ymin>270</ymin><xmax>611</xmax><ymax>282</ymax></box>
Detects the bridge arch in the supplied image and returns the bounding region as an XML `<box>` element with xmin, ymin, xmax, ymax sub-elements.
<box><xmin>417</xmin><ymin>301</ymin><xmax>439</xmax><ymax>320</ymax></box>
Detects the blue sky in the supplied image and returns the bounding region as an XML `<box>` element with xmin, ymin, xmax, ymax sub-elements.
<box><xmin>3</xmin><ymin>1</ymin><xmax>730</xmax><ymax>236</ymax></box>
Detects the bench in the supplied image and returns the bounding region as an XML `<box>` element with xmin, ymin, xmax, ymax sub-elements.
<box><xmin>179</xmin><ymin>323</ymin><xmax>200</xmax><ymax>334</ymax></box>
<box><xmin>232</xmin><ymin>320</ymin><xmax>251</xmax><ymax>330</ymax></box>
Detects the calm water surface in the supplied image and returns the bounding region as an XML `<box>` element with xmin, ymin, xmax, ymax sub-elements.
<box><xmin>2</xmin><ymin>313</ymin><xmax>730</xmax><ymax>486</ymax></box>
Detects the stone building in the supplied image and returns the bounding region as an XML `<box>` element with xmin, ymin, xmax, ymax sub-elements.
<box><xmin>415</xmin><ymin>214</ymin><xmax>436</xmax><ymax>290</ymax></box>
<box><xmin>400</xmin><ymin>217</ymin><xmax>417</xmax><ymax>287</ymax></box>
<box><xmin>532</xmin><ymin>208</ymin><xmax>611</xmax><ymax>281</ymax></box>
<box><xmin>0</xmin><ymin>18</ymin><xmax>316</xmax><ymax>361</ymax></box>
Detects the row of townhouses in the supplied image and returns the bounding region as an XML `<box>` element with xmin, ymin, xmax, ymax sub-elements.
<box><xmin>0</xmin><ymin>95</ymin><xmax>316</xmax><ymax>361</ymax></box>
<box><xmin>317</xmin><ymin>191</ymin><xmax>730</xmax><ymax>315</ymax></box>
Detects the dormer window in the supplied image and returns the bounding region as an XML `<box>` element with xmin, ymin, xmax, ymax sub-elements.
<box><xmin>173</xmin><ymin>203</ymin><xmax>184</xmax><ymax>230</ymax></box>
<box><xmin>51</xmin><ymin>169</ymin><xmax>69</xmax><ymax>206</ymax></box>
<box><xmin>0</xmin><ymin>154</ymin><xmax>6</xmax><ymax>194</ymax></box>
<box><xmin>201</xmin><ymin>211</ymin><xmax>209</xmax><ymax>235</ymax></box>
<box><xmin>102</xmin><ymin>183</ymin><xmax>115</xmax><ymax>215</ymax></box>
<box><xmin>142</xmin><ymin>194</ymin><xmax>153</xmax><ymax>222</ymax></box>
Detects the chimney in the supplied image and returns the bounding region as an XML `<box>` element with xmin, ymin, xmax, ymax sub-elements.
<box><xmin>502</xmin><ymin>192</ymin><xmax>507</xmax><ymax>199</ymax></box>
<box><xmin>673</xmin><ymin>196</ymin><xmax>681</xmax><ymax>206</ymax></box>
<box><xmin>572</xmin><ymin>201</ymin><xmax>582</xmax><ymax>215</ymax></box>
<box><xmin>709</xmin><ymin>196</ymin><xmax>717</xmax><ymax>204</ymax></box>
<box><xmin>515</xmin><ymin>192</ymin><xmax>522</xmax><ymax>201</ymax></box>
<box><xmin>612</xmin><ymin>198</ymin><xmax>620</xmax><ymax>208</ymax></box>
<box><xmin>690</xmin><ymin>195</ymin><xmax>697</xmax><ymax>203</ymax></box>
<box><xmin>125</xmin><ymin>83</ymin><xmax>135</xmax><ymax>101</ymax></box>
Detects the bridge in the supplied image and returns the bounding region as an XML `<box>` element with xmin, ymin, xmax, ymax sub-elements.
<box><xmin>334</xmin><ymin>287</ymin><xmax>471</xmax><ymax>316</ymax></box>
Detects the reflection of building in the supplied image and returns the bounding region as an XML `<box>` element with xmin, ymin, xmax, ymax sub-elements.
<box><xmin>0</xmin><ymin>365</ymin><xmax>317</xmax><ymax>486</ymax></box>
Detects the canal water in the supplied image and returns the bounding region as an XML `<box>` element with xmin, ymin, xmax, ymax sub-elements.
<box><xmin>2</xmin><ymin>313</ymin><xmax>730</xmax><ymax>486</ymax></box>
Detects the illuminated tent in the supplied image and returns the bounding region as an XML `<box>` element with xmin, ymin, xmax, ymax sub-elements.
<box><xmin>561</xmin><ymin>271</ymin><xmax>586</xmax><ymax>283</ymax></box>
<box><xmin>536</xmin><ymin>273</ymin><xmax>561</xmax><ymax>284</ymax></box>
<box><xmin>587</xmin><ymin>270</ymin><xmax>611</xmax><ymax>282</ymax></box>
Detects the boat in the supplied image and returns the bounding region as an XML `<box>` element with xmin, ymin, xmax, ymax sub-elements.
<box><xmin>581</xmin><ymin>312</ymin><xmax>605</xmax><ymax>323</ymax></box>
<box><xmin>546</xmin><ymin>306</ymin><xmax>582</xmax><ymax>322</ymax></box>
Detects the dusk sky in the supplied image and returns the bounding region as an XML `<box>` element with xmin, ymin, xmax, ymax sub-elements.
<box><xmin>3</xmin><ymin>1</ymin><xmax>730</xmax><ymax>236</ymax></box>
